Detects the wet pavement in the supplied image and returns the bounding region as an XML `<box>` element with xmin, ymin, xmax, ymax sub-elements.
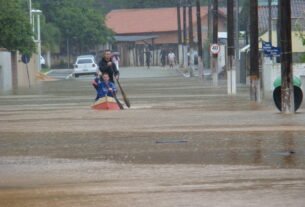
<box><xmin>0</xmin><ymin>67</ymin><xmax>305</xmax><ymax>207</ymax></box>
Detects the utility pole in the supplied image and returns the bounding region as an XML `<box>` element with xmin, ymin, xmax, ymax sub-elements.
<box><xmin>212</xmin><ymin>0</ymin><xmax>218</xmax><ymax>86</ymax></box>
<box><xmin>196</xmin><ymin>0</ymin><xmax>204</xmax><ymax>79</ymax></box>
<box><xmin>177</xmin><ymin>1</ymin><xmax>182</xmax><ymax>65</ymax></box>
<box><xmin>280</xmin><ymin>0</ymin><xmax>294</xmax><ymax>113</ymax></box>
<box><xmin>208</xmin><ymin>0</ymin><xmax>212</xmax><ymax>68</ymax></box>
<box><xmin>196</xmin><ymin>0</ymin><xmax>203</xmax><ymax>60</ymax></box>
<box><xmin>188</xmin><ymin>0</ymin><xmax>194</xmax><ymax>47</ymax></box>
<box><xmin>208</xmin><ymin>0</ymin><xmax>212</xmax><ymax>42</ymax></box>
<box><xmin>177</xmin><ymin>2</ymin><xmax>182</xmax><ymax>44</ymax></box>
<box><xmin>268</xmin><ymin>0</ymin><xmax>272</xmax><ymax>44</ymax></box>
<box><xmin>188</xmin><ymin>0</ymin><xmax>194</xmax><ymax>77</ymax></box>
<box><xmin>277</xmin><ymin>0</ymin><xmax>280</xmax><ymax>48</ymax></box>
<box><xmin>227</xmin><ymin>0</ymin><xmax>236</xmax><ymax>95</ymax></box>
<box><xmin>234</xmin><ymin>0</ymin><xmax>240</xmax><ymax>85</ymax></box>
<box><xmin>183</xmin><ymin>3</ymin><xmax>187</xmax><ymax>45</ymax></box>
<box><xmin>32</xmin><ymin>9</ymin><xmax>42</xmax><ymax>72</ymax></box>
<box><xmin>250</xmin><ymin>0</ymin><xmax>260</xmax><ymax>102</ymax></box>
<box><xmin>183</xmin><ymin>2</ymin><xmax>188</xmax><ymax>68</ymax></box>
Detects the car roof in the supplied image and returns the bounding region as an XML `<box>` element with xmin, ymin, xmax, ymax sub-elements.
<box><xmin>77</xmin><ymin>55</ymin><xmax>95</xmax><ymax>59</ymax></box>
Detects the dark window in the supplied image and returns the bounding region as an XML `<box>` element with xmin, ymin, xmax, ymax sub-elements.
<box><xmin>77</xmin><ymin>59</ymin><xmax>93</xmax><ymax>64</ymax></box>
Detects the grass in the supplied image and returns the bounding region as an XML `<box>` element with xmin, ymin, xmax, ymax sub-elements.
<box><xmin>40</xmin><ymin>66</ymin><xmax>51</xmax><ymax>74</ymax></box>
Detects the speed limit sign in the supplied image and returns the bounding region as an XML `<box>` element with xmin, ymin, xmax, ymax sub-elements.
<box><xmin>210</xmin><ymin>44</ymin><xmax>220</xmax><ymax>55</ymax></box>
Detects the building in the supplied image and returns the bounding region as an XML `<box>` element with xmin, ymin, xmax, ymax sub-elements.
<box><xmin>105</xmin><ymin>7</ymin><xmax>227</xmax><ymax>66</ymax></box>
<box><xmin>258</xmin><ymin>0</ymin><xmax>305</xmax><ymax>61</ymax></box>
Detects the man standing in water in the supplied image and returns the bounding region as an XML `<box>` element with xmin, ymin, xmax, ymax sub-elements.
<box><xmin>98</xmin><ymin>50</ymin><xmax>119</xmax><ymax>83</ymax></box>
<box><xmin>168</xmin><ymin>50</ymin><xmax>176</xmax><ymax>69</ymax></box>
<box><xmin>144</xmin><ymin>48</ymin><xmax>152</xmax><ymax>69</ymax></box>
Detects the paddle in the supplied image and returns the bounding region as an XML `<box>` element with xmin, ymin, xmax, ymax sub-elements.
<box><xmin>112</xmin><ymin>92</ymin><xmax>124</xmax><ymax>110</ymax></box>
<box><xmin>106</xmin><ymin>60</ymin><xmax>131</xmax><ymax>108</ymax></box>
<box><xmin>116</xmin><ymin>79</ymin><xmax>131</xmax><ymax>108</ymax></box>
<box><xmin>105</xmin><ymin>82</ymin><xmax>124</xmax><ymax>110</ymax></box>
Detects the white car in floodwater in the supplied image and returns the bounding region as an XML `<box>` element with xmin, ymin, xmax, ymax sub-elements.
<box><xmin>73</xmin><ymin>55</ymin><xmax>98</xmax><ymax>78</ymax></box>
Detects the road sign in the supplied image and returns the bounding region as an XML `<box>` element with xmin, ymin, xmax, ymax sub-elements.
<box><xmin>210</xmin><ymin>44</ymin><xmax>220</xmax><ymax>55</ymax></box>
<box><xmin>262</xmin><ymin>41</ymin><xmax>281</xmax><ymax>57</ymax></box>
<box><xmin>262</xmin><ymin>41</ymin><xmax>272</xmax><ymax>57</ymax></box>
<box><xmin>21</xmin><ymin>54</ymin><xmax>30</xmax><ymax>64</ymax></box>
<box><xmin>270</xmin><ymin>46</ymin><xmax>281</xmax><ymax>57</ymax></box>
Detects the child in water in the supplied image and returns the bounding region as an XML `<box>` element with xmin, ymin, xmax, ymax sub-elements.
<box><xmin>92</xmin><ymin>72</ymin><xmax>117</xmax><ymax>101</ymax></box>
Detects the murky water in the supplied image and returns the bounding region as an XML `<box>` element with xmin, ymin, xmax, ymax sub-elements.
<box><xmin>1</xmin><ymin>69</ymin><xmax>305</xmax><ymax>206</ymax></box>
<box><xmin>1</xmin><ymin>131</ymin><xmax>305</xmax><ymax>169</ymax></box>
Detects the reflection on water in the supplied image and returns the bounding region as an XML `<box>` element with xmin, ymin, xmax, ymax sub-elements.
<box><xmin>281</xmin><ymin>132</ymin><xmax>297</xmax><ymax>168</ymax></box>
<box><xmin>253</xmin><ymin>139</ymin><xmax>263</xmax><ymax>165</ymax></box>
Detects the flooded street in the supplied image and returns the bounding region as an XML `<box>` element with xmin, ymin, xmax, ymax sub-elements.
<box><xmin>1</xmin><ymin>67</ymin><xmax>305</xmax><ymax>207</ymax></box>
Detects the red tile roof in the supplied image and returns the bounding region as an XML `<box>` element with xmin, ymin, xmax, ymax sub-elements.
<box><xmin>106</xmin><ymin>7</ymin><xmax>225</xmax><ymax>35</ymax></box>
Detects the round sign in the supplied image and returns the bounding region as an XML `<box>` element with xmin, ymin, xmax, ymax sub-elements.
<box><xmin>21</xmin><ymin>54</ymin><xmax>30</xmax><ymax>64</ymax></box>
<box><xmin>210</xmin><ymin>44</ymin><xmax>220</xmax><ymax>55</ymax></box>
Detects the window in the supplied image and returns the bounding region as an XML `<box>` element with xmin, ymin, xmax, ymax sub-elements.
<box><xmin>77</xmin><ymin>59</ymin><xmax>93</xmax><ymax>64</ymax></box>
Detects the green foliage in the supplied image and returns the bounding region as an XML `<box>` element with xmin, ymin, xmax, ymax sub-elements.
<box><xmin>239</xmin><ymin>0</ymin><xmax>250</xmax><ymax>32</ymax></box>
<box><xmin>0</xmin><ymin>0</ymin><xmax>35</xmax><ymax>55</ymax></box>
<box><xmin>34</xmin><ymin>0</ymin><xmax>111</xmax><ymax>54</ymax></box>
<box><xmin>295</xmin><ymin>31</ymin><xmax>305</xmax><ymax>63</ymax></box>
<box><xmin>300</xmin><ymin>54</ymin><xmax>305</xmax><ymax>63</ymax></box>
<box><xmin>101</xmin><ymin>0</ymin><xmax>212</xmax><ymax>9</ymax></box>
<box><xmin>41</xmin><ymin>21</ymin><xmax>61</xmax><ymax>53</ymax></box>
<box><xmin>56</xmin><ymin>6</ymin><xmax>111</xmax><ymax>52</ymax></box>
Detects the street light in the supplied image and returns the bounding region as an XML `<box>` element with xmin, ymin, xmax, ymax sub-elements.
<box><xmin>31</xmin><ymin>9</ymin><xmax>42</xmax><ymax>71</ymax></box>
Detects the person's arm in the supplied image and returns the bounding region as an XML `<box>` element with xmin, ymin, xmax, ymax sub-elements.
<box><xmin>111</xmin><ymin>82</ymin><xmax>117</xmax><ymax>93</ymax></box>
<box><xmin>92</xmin><ymin>78</ymin><xmax>99</xmax><ymax>90</ymax></box>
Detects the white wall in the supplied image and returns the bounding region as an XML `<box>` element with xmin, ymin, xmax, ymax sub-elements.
<box><xmin>218</xmin><ymin>45</ymin><xmax>226</xmax><ymax>72</ymax></box>
<box><xmin>0</xmin><ymin>51</ymin><xmax>12</xmax><ymax>91</ymax></box>
<box><xmin>263</xmin><ymin>57</ymin><xmax>305</xmax><ymax>93</ymax></box>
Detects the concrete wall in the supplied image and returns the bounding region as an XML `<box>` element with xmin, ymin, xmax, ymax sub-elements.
<box><xmin>15</xmin><ymin>52</ymin><xmax>38</xmax><ymax>88</ymax></box>
<box><xmin>262</xmin><ymin>57</ymin><xmax>305</xmax><ymax>93</ymax></box>
<box><xmin>0</xmin><ymin>50</ymin><xmax>38</xmax><ymax>91</ymax></box>
<box><xmin>0</xmin><ymin>51</ymin><xmax>12</xmax><ymax>91</ymax></box>
<box><xmin>260</xmin><ymin>31</ymin><xmax>305</xmax><ymax>53</ymax></box>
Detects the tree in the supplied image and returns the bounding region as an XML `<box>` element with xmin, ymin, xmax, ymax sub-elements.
<box><xmin>239</xmin><ymin>0</ymin><xmax>250</xmax><ymax>32</ymax></box>
<box><xmin>56</xmin><ymin>6</ymin><xmax>112</xmax><ymax>53</ymax></box>
<box><xmin>0</xmin><ymin>0</ymin><xmax>35</xmax><ymax>55</ymax></box>
<box><xmin>295</xmin><ymin>12</ymin><xmax>305</xmax><ymax>62</ymax></box>
<box><xmin>34</xmin><ymin>0</ymin><xmax>111</xmax><ymax>54</ymax></box>
<box><xmin>41</xmin><ymin>20</ymin><xmax>61</xmax><ymax>53</ymax></box>
<box><xmin>99</xmin><ymin>0</ymin><xmax>214</xmax><ymax>10</ymax></box>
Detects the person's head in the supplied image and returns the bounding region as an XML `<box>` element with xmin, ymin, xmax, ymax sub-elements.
<box><xmin>101</xmin><ymin>72</ymin><xmax>110</xmax><ymax>82</ymax></box>
<box><xmin>103</xmin><ymin>49</ymin><xmax>112</xmax><ymax>61</ymax></box>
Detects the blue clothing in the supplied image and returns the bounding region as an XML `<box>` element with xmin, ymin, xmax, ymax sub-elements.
<box><xmin>93</xmin><ymin>77</ymin><xmax>117</xmax><ymax>100</ymax></box>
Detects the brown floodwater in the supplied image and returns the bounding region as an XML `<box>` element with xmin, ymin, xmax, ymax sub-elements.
<box><xmin>1</xmin><ymin>69</ymin><xmax>305</xmax><ymax>207</ymax></box>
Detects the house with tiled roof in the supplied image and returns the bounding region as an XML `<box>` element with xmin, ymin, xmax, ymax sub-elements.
<box><xmin>259</xmin><ymin>0</ymin><xmax>305</xmax><ymax>59</ymax></box>
<box><xmin>105</xmin><ymin>7</ymin><xmax>226</xmax><ymax>66</ymax></box>
<box><xmin>258</xmin><ymin>0</ymin><xmax>305</xmax><ymax>34</ymax></box>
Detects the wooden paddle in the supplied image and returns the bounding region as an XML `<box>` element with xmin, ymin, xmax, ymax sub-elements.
<box><xmin>105</xmin><ymin>82</ymin><xmax>124</xmax><ymax>110</ymax></box>
<box><xmin>116</xmin><ymin>79</ymin><xmax>131</xmax><ymax>108</ymax></box>
<box><xmin>107</xmin><ymin>61</ymin><xmax>131</xmax><ymax>108</ymax></box>
<box><xmin>113</xmin><ymin>93</ymin><xmax>124</xmax><ymax>110</ymax></box>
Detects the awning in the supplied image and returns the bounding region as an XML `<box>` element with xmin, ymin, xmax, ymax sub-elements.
<box><xmin>114</xmin><ymin>35</ymin><xmax>158</xmax><ymax>42</ymax></box>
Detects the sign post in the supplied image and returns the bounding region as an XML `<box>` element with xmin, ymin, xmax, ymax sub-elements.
<box><xmin>210</xmin><ymin>43</ymin><xmax>220</xmax><ymax>55</ymax></box>
<box><xmin>21</xmin><ymin>54</ymin><xmax>31</xmax><ymax>88</ymax></box>
<box><xmin>262</xmin><ymin>41</ymin><xmax>281</xmax><ymax>58</ymax></box>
